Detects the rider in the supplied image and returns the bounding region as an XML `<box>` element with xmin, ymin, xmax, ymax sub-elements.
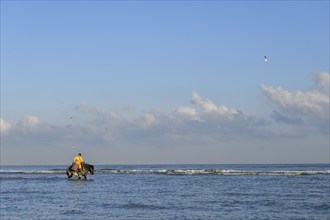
<box><xmin>73</xmin><ymin>153</ymin><xmax>84</xmax><ymax>172</ymax></box>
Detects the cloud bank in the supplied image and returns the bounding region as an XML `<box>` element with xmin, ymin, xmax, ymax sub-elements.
<box><xmin>1</xmin><ymin>72</ymin><xmax>329</xmax><ymax>148</ymax></box>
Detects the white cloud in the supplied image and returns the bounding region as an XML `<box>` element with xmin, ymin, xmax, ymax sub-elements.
<box><xmin>19</xmin><ymin>115</ymin><xmax>41</xmax><ymax>128</ymax></box>
<box><xmin>139</xmin><ymin>113</ymin><xmax>157</xmax><ymax>128</ymax></box>
<box><xmin>0</xmin><ymin>118</ymin><xmax>12</xmax><ymax>135</ymax></box>
<box><xmin>191</xmin><ymin>91</ymin><xmax>239</xmax><ymax>117</ymax></box>
<box><xmin>314</xmin><ymin>71</ymin><xmax>330</xmax><ymax>93</ymax></box>
<box><xmin>173</xmin><ymin>92</ymin><xmax>243</xmax><ymax>124</ymax></box>
<box><xmin>260</xmin><ymin>84</ymin><xmax>329</xmax><ymax>118</ymax></box>
<box><xmin>260</xmin><ymin>72</ymin><xmax>329</xmax><ymax>133</ymax></box>
<box><xmin>166</xmin><ymin>92</ymin><xmax>268</xmax><ymax>140</ymax></box>
<box><xmin>175</xmin><ymin>106</ymin><xmax>199</xmax><ymax>120</ymax></box>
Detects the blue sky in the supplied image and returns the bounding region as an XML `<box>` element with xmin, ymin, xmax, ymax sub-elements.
<box><xmin>1</xmin><ymin>1</ymin><xmax>329</xmax><ymax>165</ymax></box>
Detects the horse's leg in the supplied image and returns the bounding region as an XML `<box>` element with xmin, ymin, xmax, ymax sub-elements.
<box><xmin>83</xmin><ymin>175</ymin><xmax>87</xmax><ymax>179</ymax></box>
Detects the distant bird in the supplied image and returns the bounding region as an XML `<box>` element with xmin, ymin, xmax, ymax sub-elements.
<box><xmin>70</xmin><ymin>116</ymin><xmax>73</xmax><ymax>120</ymax></box>
<box><xmin>106</xmin><ymin>127</ymin><xmax>110</xmax><ymax>132</ymax></box>
<box><xmin>264</xmin><ymin>56</ymin><xmax>269</xmax><ymax>62</ymax></box>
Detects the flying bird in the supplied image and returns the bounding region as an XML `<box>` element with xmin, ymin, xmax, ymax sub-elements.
<box><xmin>264</xmin><ymin>56</ymin><xmax>269</xmax><ymax>62</ymax></box>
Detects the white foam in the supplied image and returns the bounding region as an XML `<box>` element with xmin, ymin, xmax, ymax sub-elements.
<box><xmin>1</xmin><ymin>169</ymin><xmax>329</xmax><ymax>176</ymax></box>
<box><xmin>0</xmin><ymin>170</ymin><xmax>65</xmax><ymax>174</ymax></box>
<box><xmin>95</xmin><ymin>168</ymin><xmax>330</xmax><ymax>176</ymax></box>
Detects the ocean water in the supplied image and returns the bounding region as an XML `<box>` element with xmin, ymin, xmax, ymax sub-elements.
<box><xmin>0</xmin><ymin>164</ymin><xmax>329</xmax><ymax>220</ymax></box>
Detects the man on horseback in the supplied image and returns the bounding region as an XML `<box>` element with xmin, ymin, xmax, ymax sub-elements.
<box><xmin>67</xmin><ymin>153</ymin><xmax>94</xmax><ymax>179</ymax></box>
<box><xmin>73</xmin><ymin>153</ymin><xmax>84</xmax><ymax>172</ymax></box>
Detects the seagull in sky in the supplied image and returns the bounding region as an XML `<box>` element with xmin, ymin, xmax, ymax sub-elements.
<box><xmin>264</xmin><ymin>56</ymin><xmax>269</xmax><ymax>62</ymax></box>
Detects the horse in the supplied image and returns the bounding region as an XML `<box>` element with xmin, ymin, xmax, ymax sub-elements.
<box><xmin>66</xmin><ymin>162</ymin><xmax>94</xmax><ymax>179</ymax></box>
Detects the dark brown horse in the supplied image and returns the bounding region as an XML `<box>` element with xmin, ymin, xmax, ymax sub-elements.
<box><xmin>66</xmin><ymin>162</ymin><xmax>94</xmax><ymax>179</ymax></box>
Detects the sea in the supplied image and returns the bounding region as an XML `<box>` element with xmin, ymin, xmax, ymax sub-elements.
<box><xmin>1</xmin><ymin>164</ymin><xmax>329</xmax><ymax>220</ymax></box>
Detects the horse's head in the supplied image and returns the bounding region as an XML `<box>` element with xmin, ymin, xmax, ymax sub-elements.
<box><xmin>89</xmin><ymin>165</ymin><xmax>95</xmax><ymax>175</ymax></box>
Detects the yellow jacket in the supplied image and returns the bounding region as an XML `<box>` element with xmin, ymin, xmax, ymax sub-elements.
<box><xmin>73</xmin><ymin>155</ymin><xmax>84</xmax><ymax>169</ymax></box>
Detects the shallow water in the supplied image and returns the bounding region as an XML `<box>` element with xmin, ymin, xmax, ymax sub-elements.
<box><xmin>1</xmin><ymin>164</ymin><xmax>329</xmax><ymax>219</ymax></box>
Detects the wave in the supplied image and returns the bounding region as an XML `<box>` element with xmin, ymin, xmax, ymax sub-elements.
<box><xmin>97</xmin><ymin>169</ymin><xmax>330</xmax><ymax>176</ymax></box>
<box><xmin>2</xmin><ymin>169</ymin><xmax>329</xmax><ymax>176</ymax></box>
<box><xmin>0</xmin><ymin>170</ymin><xmax>66</xmax><ymax>174</ymax></box>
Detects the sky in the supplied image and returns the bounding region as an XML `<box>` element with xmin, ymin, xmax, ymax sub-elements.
<box><xmin>1</xmin><ymin>1</ymin><xmax>329</xmax><ymax>165</ymax></box>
